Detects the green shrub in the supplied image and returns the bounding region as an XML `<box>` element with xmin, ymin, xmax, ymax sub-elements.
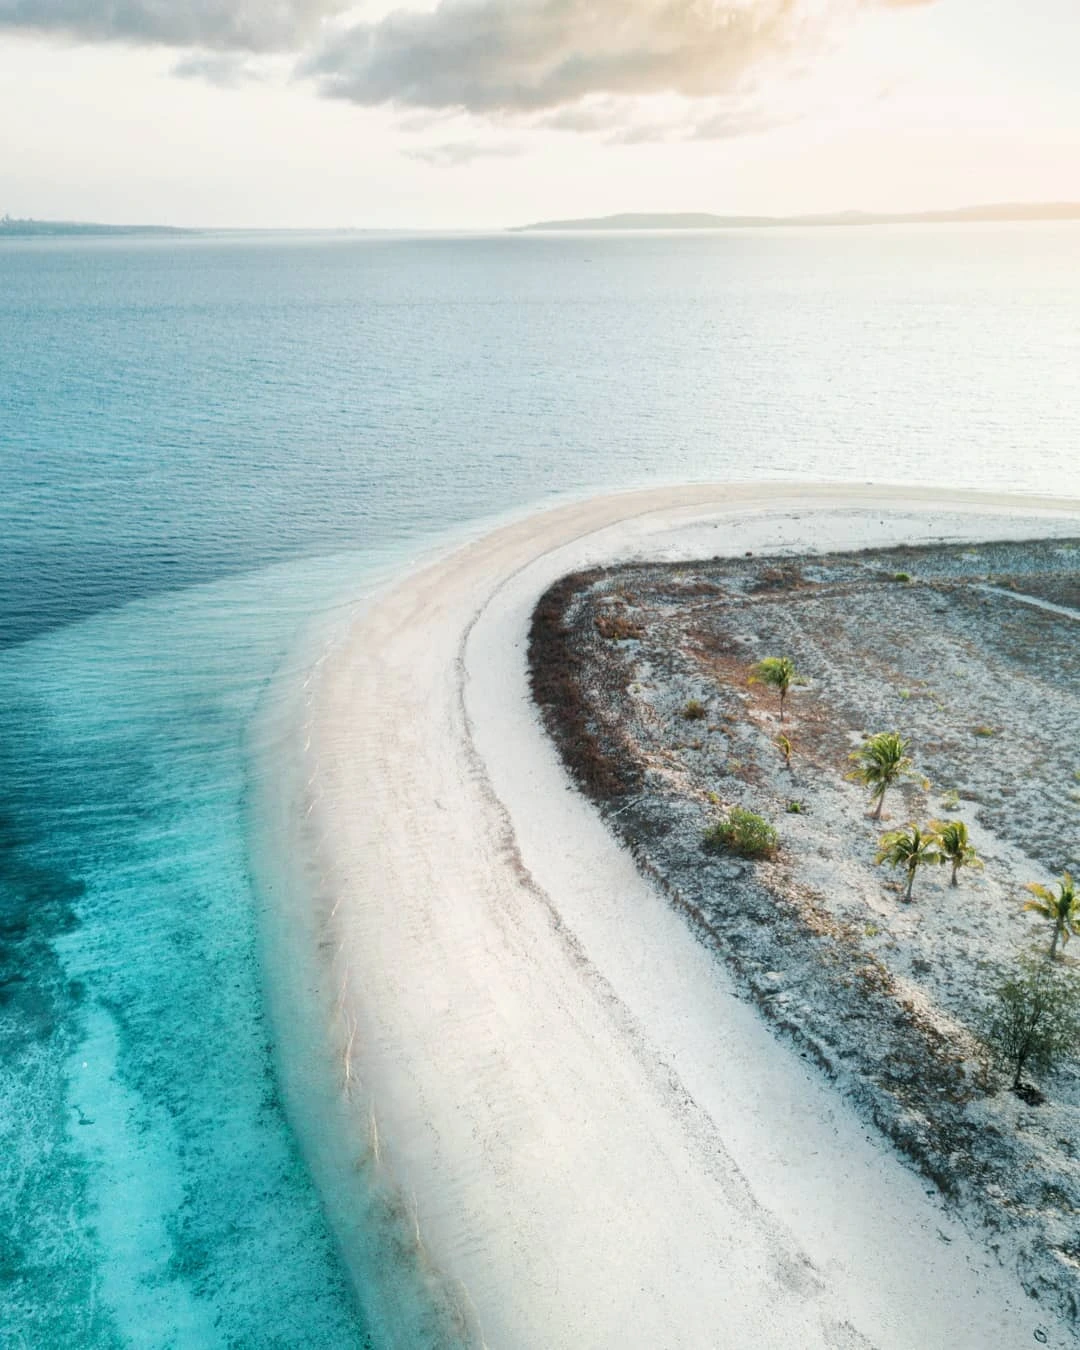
<box><xmin>785</xmin><ymin>799</ymin><xmax>805</xmax><ymax>814</ymax></box>
<box><xmin>982</xmin><ymin>958</ymin><xmax>1080</xmax><ymax>1095</ymax></box>
<box><xmin>891</xmin><ymin>571</ymin><xmax>912</xmax><ymax>583</ymax></box>
<box><xmin>704</xmin><ymin>807</ymin><xmax>778</xmax><ymax>859</ymax></box>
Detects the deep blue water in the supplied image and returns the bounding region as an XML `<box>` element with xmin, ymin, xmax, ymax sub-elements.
<box><xmin>6</xmin><ymin>226</ymin><xmax>1079</xmax><ymax>646</ymax></box>
<box><xmin>1</xmin><ymin>225</ymin><xmax>1078</xmax><ymax>1347</ymax></box>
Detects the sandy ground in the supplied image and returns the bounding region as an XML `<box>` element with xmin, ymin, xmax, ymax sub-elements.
<box><xmin>528</xmin><ymin>531</ymin><xmax>1080</xmax><ymax>1322</ymax></box>
<box><xmin>256</xmin><ymin>484</ymin><xmax>1080</xmax><ymax>1349</ymax></box>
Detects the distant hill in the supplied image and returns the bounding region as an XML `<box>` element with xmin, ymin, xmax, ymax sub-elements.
<box><xmin>514</xmin><ymin>203</ymin><xmax>1080</xmax><ymax>232</ymax></box>
<box><xmin>0</xmin><ymin>216</ymin><xmax>192</xmax><ymax>238</ymax></box>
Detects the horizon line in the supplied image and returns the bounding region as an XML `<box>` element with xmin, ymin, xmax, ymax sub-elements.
<box><xmin>4</xmin><ymin>198</ymin><xmax>1080</xmax><ymax>235</ymax></box>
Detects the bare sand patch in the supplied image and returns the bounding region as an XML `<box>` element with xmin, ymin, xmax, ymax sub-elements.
<box><xmin>254</xmin><ymin>484</ymin><xmax>1079</xmax><ymax>1348</ymax></box>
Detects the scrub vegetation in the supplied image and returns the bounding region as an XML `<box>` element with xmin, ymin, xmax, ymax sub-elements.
<box><xmin>529</xmin><ymin>534</ymin><xmax>1080</xmax><ymax>1328</ymax></box>
<box><xmin>703</xmin><ymin>806</ymin><xmax>778</xmax><ymax>859</ymax></box>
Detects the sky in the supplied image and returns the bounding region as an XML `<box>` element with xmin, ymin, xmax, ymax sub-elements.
<box><xmin>1</xmin><ymin>0</ymin><xmax>1078</xmax><ymax>228</ymax></box>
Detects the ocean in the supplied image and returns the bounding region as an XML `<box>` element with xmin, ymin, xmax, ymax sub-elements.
<box><xmin>1</xmin><ymin>224</ymin><xmax>1078</xmax><ymax>1347</ymax></box>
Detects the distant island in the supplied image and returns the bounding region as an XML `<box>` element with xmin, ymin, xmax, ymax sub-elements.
<box><xmin>0</xmin><ymin>215</ymin><xmax>191</xmax><ymax>238</ymax></box>
<box><xmin>514</xmin><ymin>202</ymin><xmax>1080</xmax><ymax>232</ymax></box>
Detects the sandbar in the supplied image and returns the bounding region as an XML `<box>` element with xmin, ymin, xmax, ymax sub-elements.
<box><xmin>252</xmin><ymin>484</ymin><xmax>1080</xmax><ymax>1348</ymax></box>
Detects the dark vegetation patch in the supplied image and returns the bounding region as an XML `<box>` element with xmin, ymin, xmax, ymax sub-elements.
<box><xmin>747</xmin><ymin>564</ymin><xmax>810</xmax><ymax>593</ymax></box>
<box><xmin>528</xmin><ymin>571</ymin><xmax>641</xmax><ymax>803</ymax></box>
<box><xmin>594</xmin><ymin>612</ymin><xmax>644</xmax><ymax>642</ymax></box>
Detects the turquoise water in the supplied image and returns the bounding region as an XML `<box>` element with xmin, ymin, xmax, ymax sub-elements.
<box><xmin>1</xmin><ymin>225</ymin><xmax>1078</xmax><ymax>1346</ymax></box>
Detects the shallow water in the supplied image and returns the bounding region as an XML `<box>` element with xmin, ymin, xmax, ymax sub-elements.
<box><xmin>1</xmin><ymin>225</ymin><xmax>1078</xmax><ymax>1345</ymax></box>
<box><xmin>0</xmin><ymin>560</ymin><xmax>382</xmax><ymax>1346</ymax></box>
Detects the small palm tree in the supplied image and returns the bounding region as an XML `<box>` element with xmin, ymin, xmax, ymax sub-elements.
<box><xmin>749</xmin><ymin>656</ymin><xmax>799</xmax><ymax>721</ymax></box>
<box><xmin>875</xmin><ymin>824</ymin><xmax>941</xmax><ymax>901</ymax></box>
<box><xmin>1024</xmin><ymin>872</ymin><xmax>1079</xmax><ymax>960</ymax></box>
<box><xmin>847</xmin><ymin>731</ymin><xmax>918</xmax><ymax>820</ymax></box>
<box><xmin>929</xmin><ymin>819</ymin><xmax>982</xmax><ymax>887</ymax></box>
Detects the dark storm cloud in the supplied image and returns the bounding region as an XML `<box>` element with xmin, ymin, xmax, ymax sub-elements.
<box><xmin>0</xmin><ymin>0</ymin><xmax>344</xmax><ymax>51</ymax></box>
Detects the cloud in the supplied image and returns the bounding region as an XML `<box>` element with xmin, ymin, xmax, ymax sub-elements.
<box><xmin>602</xmin><ymin>101</ymin><xmax>786</xmax><ymax>144</ymax></box>
<box><xmin>404</xmin><ymin>139</ymin><xmax>523</xmax><ymax>166</ymax></box>
<box><xmin>305</xmin><ymin>0</ymin><xmax>826</xmax><ymax>114</ymax></box>
<box><xmin>0</xmin><ymin>0</ymin><xmax>937</xmax><ymax>120</ymax></box>
<box><xmin>0</xmin><ymin>0</ymin><xmax>345</xmax><ymax>52</ymax></box>
<box><xmin>530</xmin><ymin>102</ymin><xmax>618</xmax><ymax>135</ymax></box>
<box><xmin>302</xmin><ymin>0</ymin><xmax>940</xmax><ymax>144</ymax></box>
<box><xmin>688</xmin><ymin>101</ymin><xmax>789</xmax><ymax>139</ymax></box>
<box><xmin>523</xmin><ymin>91</ymin><xmax>786</xmax><ymax>143</ymax></box>
<box><xmin>304</xmin><ymin>0</ymin><xmax>935</xmax><ymax>109</ymax></box>
<box><xmin>171</xmin><ymin>53</ymin><xmax>264</xmax><ymax>87</ymax></box>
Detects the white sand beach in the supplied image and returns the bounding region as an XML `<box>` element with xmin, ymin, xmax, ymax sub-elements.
<box><xmin>254</xmin><ymin>484</ymin><xmax>1080</xmax><ymax>1349</ymax></box>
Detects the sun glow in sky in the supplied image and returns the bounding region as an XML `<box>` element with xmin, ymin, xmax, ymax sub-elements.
<box><xmin>1</xmin><ymin>0</ymin><xmax>1078</xmax><ymax>228</ymax></box>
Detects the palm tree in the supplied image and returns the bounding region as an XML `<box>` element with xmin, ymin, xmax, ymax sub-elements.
<box><xmin>929</xmin><ymin>819</ymin><xmax>982</xmax><ymax>887</ymax></box>
<box><xmin>1024</xmin><ymin>872</ymin><xmax>1079</xmax><ymax>960</ymax></box>
<box><xmin>749</xmin><ymin>656</ymin><xmax>799</xmax><ymax>721</ymax></box>
<box><xmin>875</xmin><ymin>824</ymin><xmax>941</xmax><ymax>901</ymax></box>
<box><xmin>847</xmin><ymin>731</ymin><xmax>917</xmax><ymax>820</ymax></box>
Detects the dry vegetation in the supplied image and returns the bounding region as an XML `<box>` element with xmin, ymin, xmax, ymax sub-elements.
<box><xmin>529</xmin><ymin>536</ymin><xmax>1080</xmax><ymax>1328</ymax></box>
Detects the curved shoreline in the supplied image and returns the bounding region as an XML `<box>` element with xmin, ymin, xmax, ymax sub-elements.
<box><xmin>254</xmin><ymin>484</ymin><xmax>1080</xmax><ymax>1348</ymax></box>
